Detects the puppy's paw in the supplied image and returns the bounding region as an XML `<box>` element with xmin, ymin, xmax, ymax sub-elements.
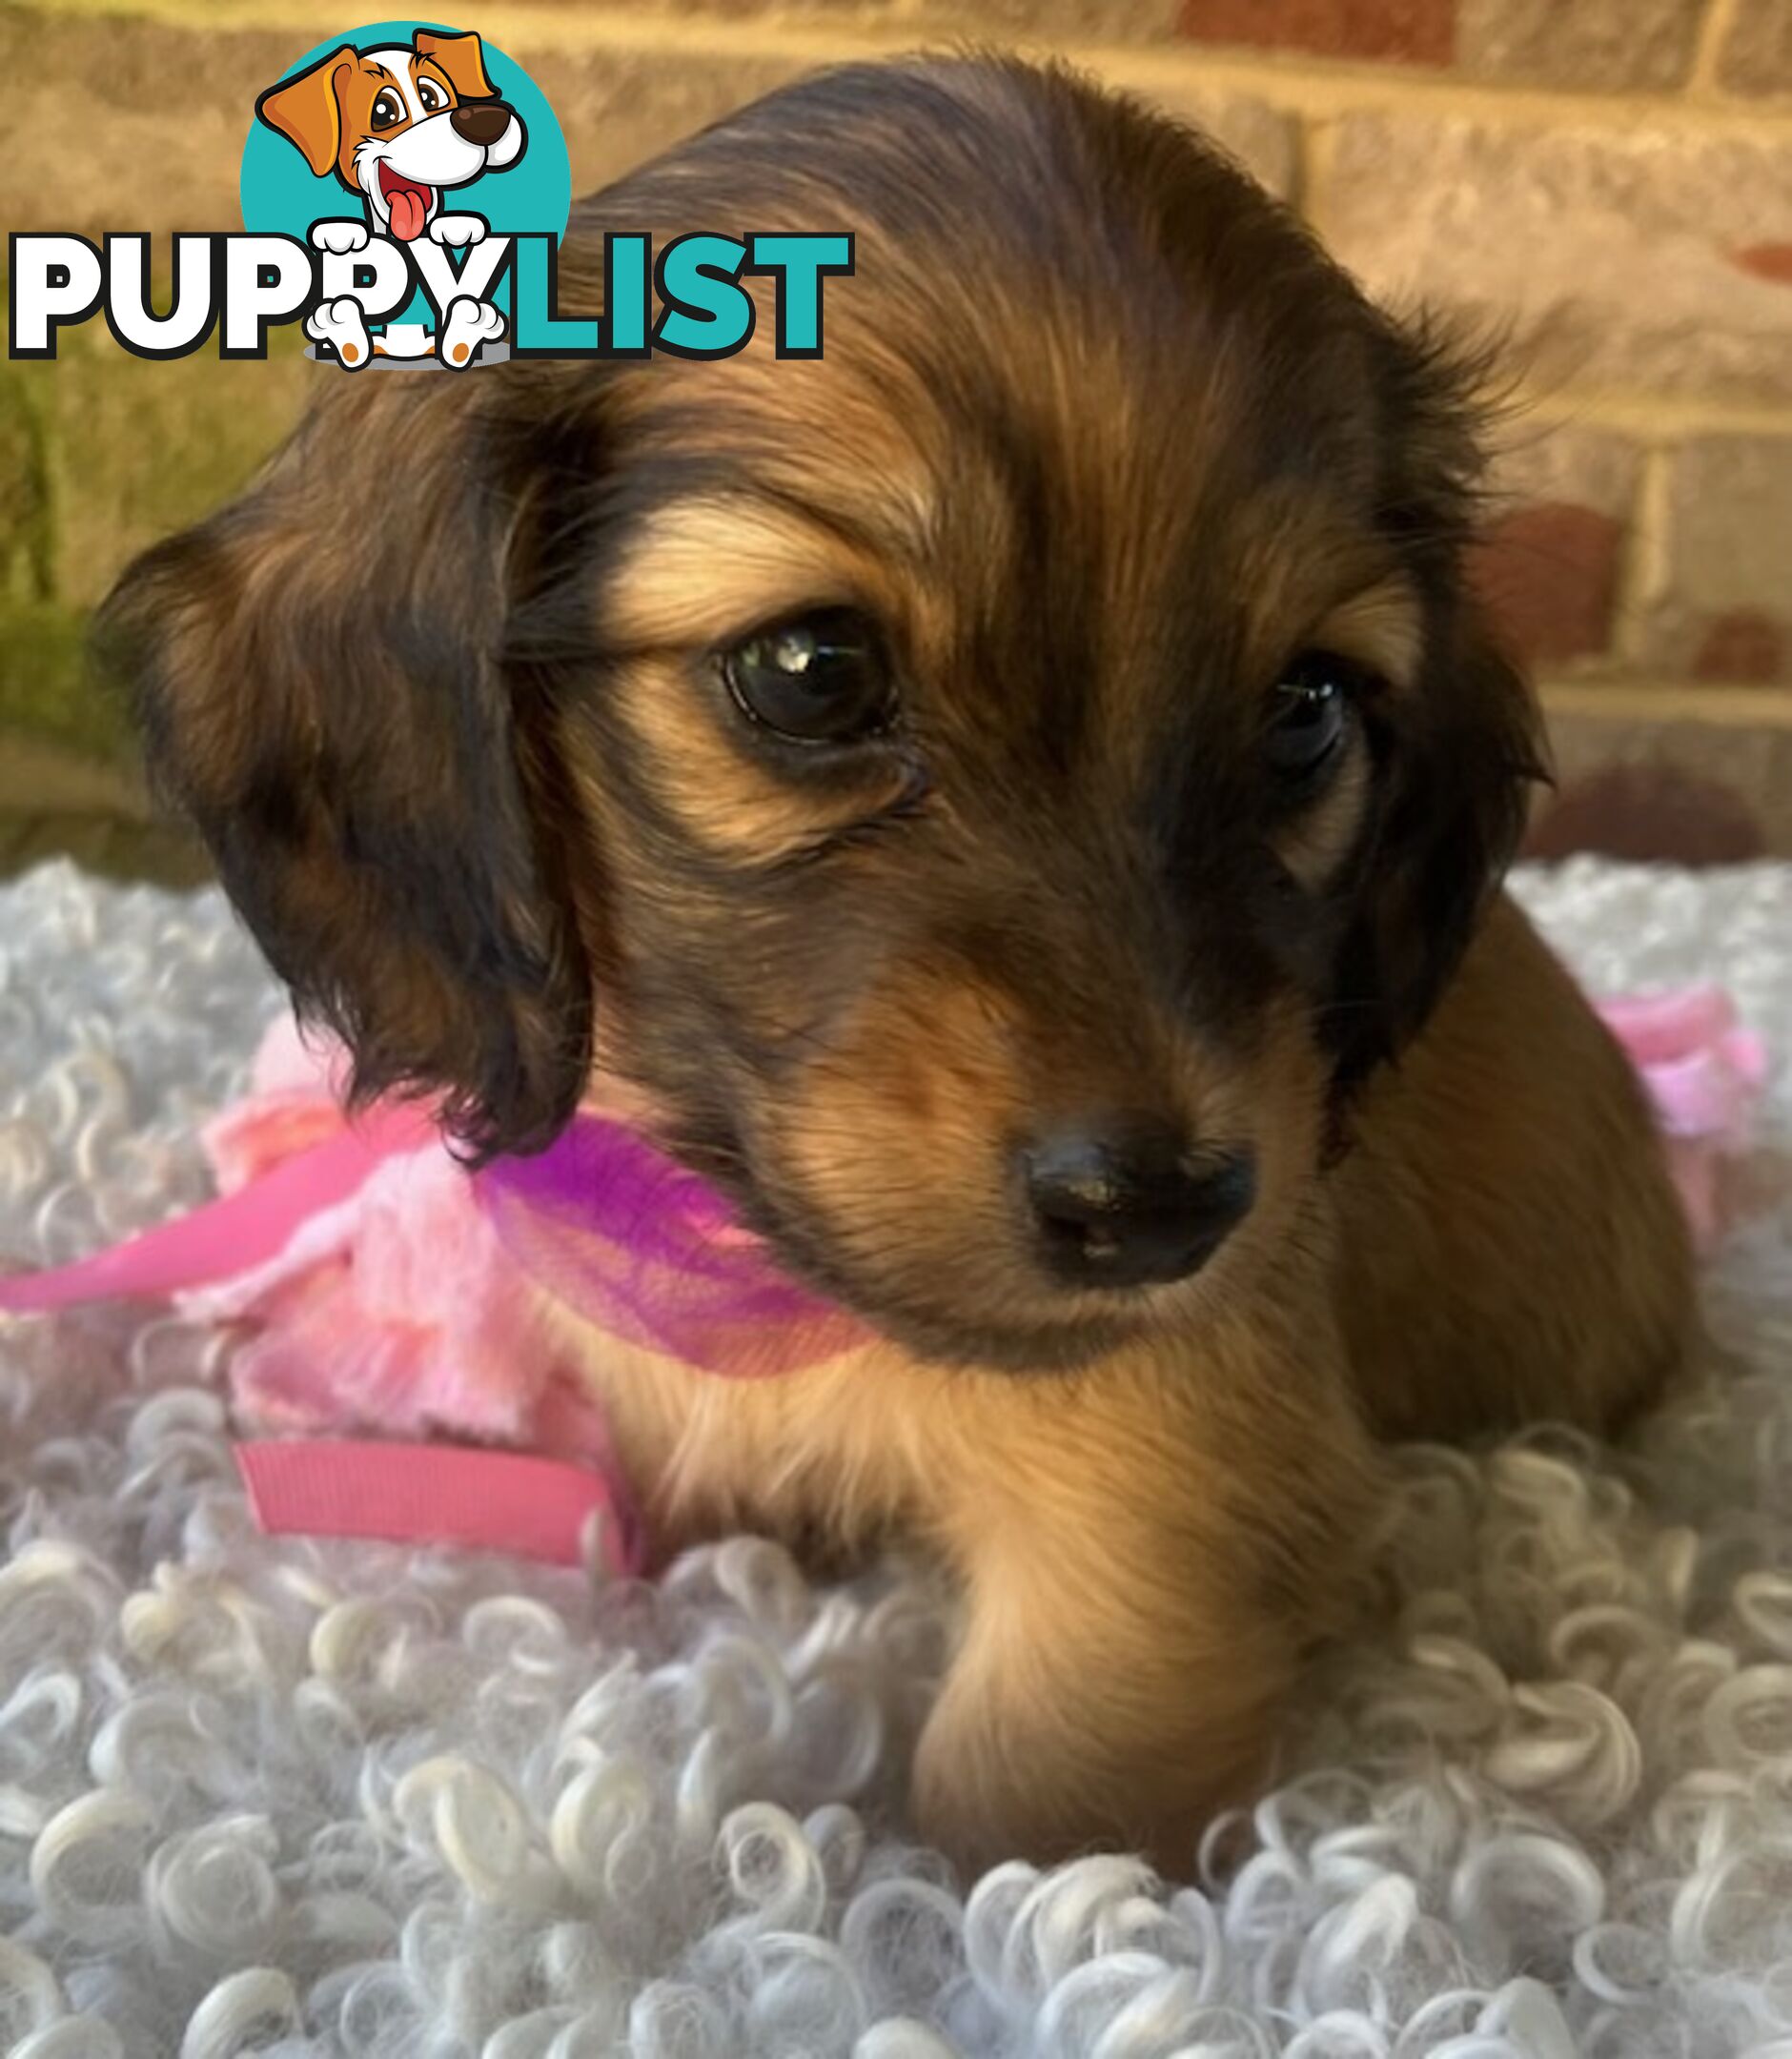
<box><xmin>430</xmin><ymin>214</ymin><xmax>487</xmax><ymax>249</ymax></box>
<box><xmin>309</xmin><ymin>220</ymin><xmax>370</xmax><ymax>256</ymax></box>
<box><xmin>438</xmin><ymin>296</ymin><xmax>505</xmax><ymax>369</ymax></box>
<box><xmin>304</xmin><ymin>296</ymin><xmax>373</xmax><ymax>370</ymax></box>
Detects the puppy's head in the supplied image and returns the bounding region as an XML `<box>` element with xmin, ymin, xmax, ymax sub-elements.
<box><xmin>255</xmin><ymin>30</ymin><xmax>523</xmax><ymax>238</ymax></box>
<box><xmin>106</xmin><ymin>57</ymin><xmax>1540</xmax><ymax>1371</ymax></box>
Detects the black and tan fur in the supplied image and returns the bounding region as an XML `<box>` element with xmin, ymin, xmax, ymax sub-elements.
<box><xmin>100</xmin><ymin>56</ymin><xmax>1692</xmax><ymax>1872</ymax></box>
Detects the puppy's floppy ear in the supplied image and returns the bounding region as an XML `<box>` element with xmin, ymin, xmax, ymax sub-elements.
<box><xmin>96</xmin><ymin>375</ymin><xmax>594</xmax><ymax>1163</ymax></box>
<box><xmin>1323</xmin><ymin>321</ymin><xmax>1548</xmax><ymax>1094</ymax></box>
<box><xmin>255</xmin><ymin>50</ymin><xmax>352</xmax><ymax>179</ymax></box>
<box><xmin>415</xmin><ymin>30</ymin><xmax>498</xmax><ymax>101</ymax></box>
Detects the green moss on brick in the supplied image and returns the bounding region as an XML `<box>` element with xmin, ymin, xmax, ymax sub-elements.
<box><xmin>0</xmin><ymin>283</ymin><xmax>316</xmax><ymax>775</ymax></box>
<box><xmin>0</xmin><ymin>601</ymin><xmax>131</xmax><ymax>764</ymax></box>
<box><xmin>0</xmin><ymin>364</ymin><xmax>53</xmax><ymax>605</ymax></box>
<box><xmin>47</xmin><ymin>321</ymin><xmax>312</xmax><ymax>608</ymax></box>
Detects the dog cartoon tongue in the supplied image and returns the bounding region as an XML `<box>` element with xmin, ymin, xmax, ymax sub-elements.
<box><xmin>379</xmin><ymin>167</ymin><xmax>431</xmax><ymax>243</ymax></box>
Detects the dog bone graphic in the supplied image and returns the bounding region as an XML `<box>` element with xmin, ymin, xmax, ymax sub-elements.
<box><xmin>309</xmin><ymin>220</ymin><xmax>371</xmax><ymax>256</ymax></box>
<box><xmin>305</xmin><ymin>295</ymin><xmax>373</xmax><ymax>369</ymax></box>
<box><xmin>438</xmin><ymin>295</ymin><xmax>505</xmax><ymax>369</ymax></box>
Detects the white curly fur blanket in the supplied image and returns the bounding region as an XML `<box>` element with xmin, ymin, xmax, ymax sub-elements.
<box><xmin>0</xmin><ymin>857</ymin><xmax>1789</xmax><ymax>2059</ymax></box>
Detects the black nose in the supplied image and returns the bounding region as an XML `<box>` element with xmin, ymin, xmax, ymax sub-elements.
<box><xmin>450</xmin><ymin>102</ymin><xmax>512</xmax><ymax>146</ymax></box>
<box><xmin>1020</xmin><ymin>1119</ymin><xmax>1255</xmax><ymax>1290</ymax></box>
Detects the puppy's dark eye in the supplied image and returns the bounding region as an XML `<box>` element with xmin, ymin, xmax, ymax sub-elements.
<box><xmin>721</xmin><ymin>610</ymin><xmax>894</xmax><ymax>745</ymax></box>
<box><xmin>371</xmin><ymin>90</ymin><xmax>405</xmax><ymax>130</ymax></box>
<box><xmin>1265</xmin><ymin>650</ymin><xmax>1363</xmax><ymax>780</ymax></box>
<box><xmin>417</xmin><ymin>78</ymin><xmax>446</xmax><ymax>112</ymax></box>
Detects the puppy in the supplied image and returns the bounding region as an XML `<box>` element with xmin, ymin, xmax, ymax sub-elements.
<box><xmin>103</xmin><ymin>56</ymin><xmax>1692</xmax><ymax>1874</ymax></box>
<box><xmin>255</xmin><ymin>29</ymin><xmax>524</xmax><ymax>366</ymax></box>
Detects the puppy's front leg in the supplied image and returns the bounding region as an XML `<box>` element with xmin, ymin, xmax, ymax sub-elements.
<box><xmin>913</xmin><ymin>1334</ymin><xmax>1383</xmax><ymax>1875</ymax></box>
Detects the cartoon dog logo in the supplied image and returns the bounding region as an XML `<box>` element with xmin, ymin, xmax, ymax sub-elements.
<box><xmin>255</xmin><ymin>29</ymin><xmax>525</xmax><ymax>369</ymax></box>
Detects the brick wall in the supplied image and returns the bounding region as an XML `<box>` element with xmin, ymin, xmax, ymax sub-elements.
<box><xmin>1</xmin><ymin>0</ymin><xmax>1789</xmax><ymax>874</ymax></box>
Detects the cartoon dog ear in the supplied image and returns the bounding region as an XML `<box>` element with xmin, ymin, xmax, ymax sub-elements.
<box><xmin>96</xmin><ymin>375</ymin><xmax>595</xmax><ymax>1163</ymax></box>
<box><xmin>255</xmin><ymin>49</ymin><xmax>353</xmax><ymax>179</ymax></box>
<box><xmin>415</xmin><ymin>29</ymin><xmax>498</xmax><ymax>101</ymax></box>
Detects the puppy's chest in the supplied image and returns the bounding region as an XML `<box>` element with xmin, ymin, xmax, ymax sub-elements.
<box><xmin>539</xmin><ymin>1290</ymin><xmax>944</xmax><ymax>1555</ymax></box>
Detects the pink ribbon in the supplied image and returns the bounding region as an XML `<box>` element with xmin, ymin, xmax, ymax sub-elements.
<box><xmin>0</xmin><ymin>1100</ymin><xmax>624</xmax><ymax>1567</ymax></box>
<box><xmin>235</xmin><ymin>1438</ymin><xmax>628</xmax><ymax>1569</ymax></box>
<box><xmin>0</xmin><ymin>1103</ymin><xmax>433</xmax><ymax>1311</ymax></box>
<box><xmin>0</xmin><ymin>985</ymin><xmax>1768</xmax><ymax>1567</ymax></box>
<box><xmin>0</xmin><ymin>1082</ymin><xmax>864</xmax><ymax>1569</ymax></box>
<box><xmin>1594</xmin><ymin>986</ymin><xmax>1769</xmax><ymax>1254</ymax></box>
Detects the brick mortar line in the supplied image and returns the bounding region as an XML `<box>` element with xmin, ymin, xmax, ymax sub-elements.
<box><xmin>1092</xmin><ymin>43</ymin><xmax>1792</xmax><ymax>138</ymax></box>
<box><xmin>1498</xmin><ymin>391</ymin><xmax>1792</xmax><ymax>443</ymax></box>
<box><xmin>1286</xmin><ymin>110</ymin><xmax>1327</xmax><ymax>220</ymax></box>
<box><xmin>1540</xmin><ymin>682</ymin><xmax>1792</xmax><ymax>726</ymax></box>
<box><xmin>1610</xmin><ymin>444</ymin><xmax>1675</xmax><ymax>671</ymax></box>
<box><xmin>1688</xmin><ymin>0</ymin><xmax>1745</xmax><ymax>96</ymax></box>
<box><xmin>25</xmin><ymin>0</ymin><xmax>1792</xmax><ymax>141</ymax></box>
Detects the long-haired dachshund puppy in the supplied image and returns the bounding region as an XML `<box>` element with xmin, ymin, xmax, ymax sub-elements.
<box><xmin>102</xmin><ymin>55</ymin><xmax>1692</xmax><ymax>1873</ymax></box>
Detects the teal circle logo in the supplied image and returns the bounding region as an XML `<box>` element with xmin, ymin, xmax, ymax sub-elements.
<box><xmin>240</xmin><ymin>19</ymin><xmax>571</xmax><ymax>365</ymax></box>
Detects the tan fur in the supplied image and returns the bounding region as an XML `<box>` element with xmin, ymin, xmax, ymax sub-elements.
<box><xmin>1335</xmin><ymin>896</ymin><xmax>1692</xmax><ymax>1442</ymax></box>
<box><xmin>1275</xmin><ymin>744</ymin><xmax>1373</xmax><ymax>888</ymax></box>
<box><xmin>561</xmin><ymin>892</ymin><xmax>1689</xmax><ymax>1870</ymax></box>
<box><xmin>1314</xmin><ymin>580</ymin><xmax>1424</xmax><ymax>690</ymax></box>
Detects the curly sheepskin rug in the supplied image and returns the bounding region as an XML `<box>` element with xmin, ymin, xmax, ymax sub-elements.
<box><xmin>0</xmin><ymin>857</ymin><xmax>1788</xmax><ymax>2059</ymax></box>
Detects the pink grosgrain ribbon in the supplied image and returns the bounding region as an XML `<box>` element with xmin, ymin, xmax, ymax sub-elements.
<box><xmin>0</xmin><ymin>1093</ymin><xmax>864</xmax><ymax>1568</ymax></box>
<box><xmin>234</xmin><ymin>1437</ymin><xmax>632</xmax><ymax>1571</ymax></box>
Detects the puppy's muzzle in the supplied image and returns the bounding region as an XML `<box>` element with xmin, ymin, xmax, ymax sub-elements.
<box><xmin>450</xmin><ymin>102</ymin><xmax>513</xmax><ymax>147</ymax></box>
<box><xmin>1020</xmin><ymin>1117</ymin><xmax>1255</xmax><ymax>1290</ymax></box>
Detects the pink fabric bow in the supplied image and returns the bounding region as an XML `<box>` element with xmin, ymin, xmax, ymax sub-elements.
<box><xmin>0</xmin><ymin>1017</ymin><xmax>869</xmax><ymax>1568</ymax></box>
<box><xmin>1595</xmin><ymin>986</ymin><xmax>1769</xmax><ymax>1254</ymax></box>
<box><xmin>190</xmin><ymin>1021</ymin><xmax>605</xmax><ymax>1456</ymax></box>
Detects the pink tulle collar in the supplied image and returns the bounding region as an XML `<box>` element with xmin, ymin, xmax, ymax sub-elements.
<box><xmin>479</xmin><ymin>1112</ymin><xmax>866</xmax><ymax>1377</ymax></box>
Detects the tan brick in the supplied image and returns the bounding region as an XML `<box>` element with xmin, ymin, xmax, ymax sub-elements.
<box><xmin>1121</xmin><ymin>79</ymin><xmax>1299</xmax><ymax>195</ymax></box>
<box><xmin>1718</xmin><ymin>0</ymin><xmax>1792</xmax><ymax>96</ymax></box>
<box><xmin>533</xmin><ymin>50</ymin><xmax>1299</xmax><ymax>205</ymax></box>
<box><xmin>882</xmin><ymin>0</ymin><xmax>1175</xmax><ymax>31</ymax></box>
<box><xmin>532</xmin><ymin>0</ymin><xmax>1176</xmax><ymax>34</ymax></box>
<box><xmin>0</xmin><ymin>16</ymin><xmax>819</xmax><ymax>235</ymax></box>
<box><xmin>0</xmin><ymin>735</ymin><xmax>153</xmax><ymax>822</ymax></box>
<box><xmin>1470</xmin><ymin>427</ymin><xmax>1640</xmax><ymax>670</ymax></box>
<box><xmin>1632</xmin><ymin>438</ymin><xmax>1792</xmax><ymax>683</ymax></box>
<box><xmin>38</xmin><ymin>326</ymin><xmax>313</xmax><ymax>610</ymax></box>
<box><xmin>1176</xmin><ymin>0</ymin><xmax>1454</xmax><ymax>66</ymax></box>
<box><xmin>1527</xmin><ymin>697</ymin><xmax>1792</xmax><ymax>861</ymax></box>
<box><xmin>1455</xmin><ymin>0</ymin><xmax>1704</xmax><ymax>90</ymax></box>
<box><xmin>3</xmin><ymin>12</ymin><xmax>310</xmax><ymax>236</ymax></box>
<box><xmin>1316</xmin><ymin>112</ymin><xmax>1792</xmax><ymax>407</ymax></box>
<box><xmin>519</xmin><ymin>46</ymin><xmax>808</xmax><ymax>200</ymax></box>
<box><xmin>1486</xmin><ymin>423</ymin><xmax>1643</xmax><ymax>518</ymax></box>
